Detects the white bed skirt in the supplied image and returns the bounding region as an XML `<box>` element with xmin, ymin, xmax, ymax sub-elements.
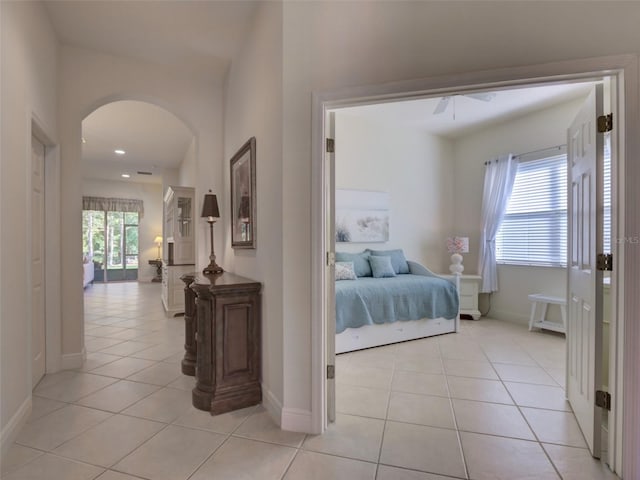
<box><xmin>335</xmin><ymin>316</ymin><xmax>457</xmax><ymax>354</ymax></box>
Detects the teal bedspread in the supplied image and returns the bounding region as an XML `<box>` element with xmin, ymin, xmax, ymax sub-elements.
<box><xmin>335</xmin><ymin>274</ymin><xmax>458</xmax><ymax>334</ymax></box>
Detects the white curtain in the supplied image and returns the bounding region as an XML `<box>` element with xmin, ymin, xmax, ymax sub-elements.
<box><xmin>478</xmin><ymin>154</ymin><xmax>517</xmax><ymax>293</ymax></box>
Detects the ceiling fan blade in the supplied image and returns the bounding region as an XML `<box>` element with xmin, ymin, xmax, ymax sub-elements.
<box><xmin>433</xmin><ymin>96</ymin><xmax>451</xmax><ymax>114</ymax></box>
<box><xmin>465</xmin><ymin>92</ymin><xmax>496</xmax><ymax>102</ymax></box>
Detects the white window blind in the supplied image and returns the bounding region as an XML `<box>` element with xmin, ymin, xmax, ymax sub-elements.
<box><xmin>496</xmin><ymin>153</ymin><xmax>567</xmax><ymax>267</ymax></box>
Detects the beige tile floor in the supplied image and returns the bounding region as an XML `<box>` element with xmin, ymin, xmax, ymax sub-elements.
<box><xmin>1</xmin><ymin>282</ymin><xmax>620</xmax><ymax>479</ymax></box>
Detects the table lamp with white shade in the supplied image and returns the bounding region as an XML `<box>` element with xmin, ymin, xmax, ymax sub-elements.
<box><xmin>447</xmin><ymin>236</ymin><xmax>469</xmax><ymax>274</ymax></box>
<box><xmin>154</xmin><ymin>235</ymin><xmax>163</xmax><ymax>260</ymax></box>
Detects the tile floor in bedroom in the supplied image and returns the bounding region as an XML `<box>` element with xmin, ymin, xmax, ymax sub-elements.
<box><xmin>2</xmin><ymin>282</ymin><xmax>619</xmax><ymax>480</ymax></box>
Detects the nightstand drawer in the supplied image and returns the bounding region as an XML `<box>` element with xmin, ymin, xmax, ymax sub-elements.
<box><xmin>460</xmin><ymin>294</ymin><xmax>476</xmax><ymax>310</ymax></box>
<box><xmin>460</xmin><ymin>282</ymin><xmax>476</xmax><ymax>295</ymax></box>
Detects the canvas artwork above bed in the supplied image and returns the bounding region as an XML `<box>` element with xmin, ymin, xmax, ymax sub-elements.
<box><xmin>335</xmin><ymin>189</ymin><xmax>390</xmax><ymax>243</ymax></box>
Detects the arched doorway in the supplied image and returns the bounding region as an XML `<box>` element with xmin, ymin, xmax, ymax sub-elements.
<box><xmin>81</xmin><ymin>100</ymin><xmax>194</xmax><ymax>285</ymax></box>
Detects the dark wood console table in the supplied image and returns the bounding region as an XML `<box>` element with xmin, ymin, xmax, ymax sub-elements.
<box><xmin>148</xmin><ymin>259</ymin><xmax>163</xmax><ymax>282</ymax></box>
<box><xmin>189</xmin><ymin>272</ymin><xmax>262</xmax><ymax>414</ymax></box>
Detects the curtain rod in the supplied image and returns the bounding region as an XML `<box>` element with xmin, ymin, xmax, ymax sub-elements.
<box><xmin>513</xmin><ymin>144</ymin><xmax>566</xmax><ymax>160</ymax></box>
<box><xmin>484</xmin><ymin>144</ymin><xmax>567</xmax><ymax>165</ymax></box>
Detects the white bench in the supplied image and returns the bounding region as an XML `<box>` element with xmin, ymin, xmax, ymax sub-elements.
<box><xmin>528</xmin><ymin>294</ymin><xmax>567</xmax><ymax>334</ymax></box>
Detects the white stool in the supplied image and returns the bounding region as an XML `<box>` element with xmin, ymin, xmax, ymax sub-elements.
<box><xmin>528</xmin><ymin>294</ymin><xmax>567</xmax><ymax>334</ymax></box>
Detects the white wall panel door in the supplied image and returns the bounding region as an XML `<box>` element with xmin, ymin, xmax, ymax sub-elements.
<box><xmin>567</xmin><ymin>85</ymin><xmax>604</xmax><ymax>457</ymax></box>
<box><xmin>31</xmin><ymin>136</ymin><xmax>46</xmax><ymax>388</ymax></box>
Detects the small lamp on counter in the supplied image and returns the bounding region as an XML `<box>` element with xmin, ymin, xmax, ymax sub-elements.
<box><xmin>447</xmin><ymin>236</ymin><xmax>469</xmax><ymax>275</ymax></box>
<box><xmin>201</xmin><ymin>191</ymin><xmax>224</xmax><ymax>275</ymax></box>
<box><xmin>154</xmin><ymin>235</ymin><xmax>163</xmax><ymax>260</ymax></box>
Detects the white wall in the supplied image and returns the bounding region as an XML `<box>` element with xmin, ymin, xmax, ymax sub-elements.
<box><xmin>57</xmin><ymin>45</ymin><xmax>223</xmax><ymax>364</ymax></box>
<box><xmin>280</xmin><ymin>0</ymin><xmax>640</xmax><ymax>420</ymax></box>
<box><xmin>335</xmin><ymin>113</ymin><xmax>454</xmax><ymax>273</ymax></box>
<box><xmin>453</xmin><ymin>97</ymin><xmax>585</xmax><ymax>324</ymax></box>
<box><xmin>0</xmin><ymin>0</ymin><xmax>58</xmax><ymax>455</ymax></box>
<box><xmin>82</xmin><ymin>179</ymin><xmax>163</xmax><ymax>282</ymax></box>
<box><xmin>178</xmin><ymin>136</ymin><xmax>197</xmax><ymax>188</ymax></box>
<box><xmin>223</xmin><ymin>2</ymin><xmax>284</xmax><ymax>420</ymax></box>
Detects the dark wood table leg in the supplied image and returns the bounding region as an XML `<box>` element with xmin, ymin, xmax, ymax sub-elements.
<box><xmin>191</xmin><ymin>283</ymin><xmax>214</xmax><ymax>410</ymax></box>
<box><xmin>180</xmin><ymin>273</ymin><xmax>197</xmax><ymax>376</ymax></box>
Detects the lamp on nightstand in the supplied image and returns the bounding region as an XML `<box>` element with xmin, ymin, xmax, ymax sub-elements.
<box><xmin>447</xmin><ymin>236</ymin><xmax>469</xmax><ymax>274</ymax></box>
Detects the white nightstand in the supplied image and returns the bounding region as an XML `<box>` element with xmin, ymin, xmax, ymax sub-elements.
<box><xmin>441</xmin><ymin>274</ymin><xmax>482</xmax><ymax>320</ymax></box>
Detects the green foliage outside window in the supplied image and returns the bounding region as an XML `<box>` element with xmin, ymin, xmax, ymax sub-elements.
<box><xmin>82</xmin><ymin>210</ymin><xmax>139</xmax><ymax>273</ymax></box>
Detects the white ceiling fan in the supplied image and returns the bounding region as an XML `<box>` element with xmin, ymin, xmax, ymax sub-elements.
<box><xmin>433</xmin><ymin>92</ymin><xmax>497</xmax><ymax>115</ymax></box>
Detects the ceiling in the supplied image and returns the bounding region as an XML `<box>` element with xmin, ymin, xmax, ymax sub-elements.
<box><xmin>48</xmin><ymin>2</ymin><xmax>594</xmax><ymax>184</ymax></box>
<box><xmin>336</xmin><ymin>82</ymin><xmax>595</xmax><ymax>139</ymax></box>
<box><xmin>45</xmin><ymin>1</ymin><xmax>258</xmax><ymax>82</ymax></box>
<box><xmin>82</xmin><ymin>101</ymin><xmax>194</xmax><ymax>184</ymax></box>
<box><xmin>46</xmin><ymin>1</ymin><xmax>259</xmax><ymax>185</ymax></box>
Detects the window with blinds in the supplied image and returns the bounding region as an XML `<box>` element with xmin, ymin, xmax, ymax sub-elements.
<box><xmin>496</xmin><ymin>153</ymin><xmax>567</xmax><ymax>267</ymax></box>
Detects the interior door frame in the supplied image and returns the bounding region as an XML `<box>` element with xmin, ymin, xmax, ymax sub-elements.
<box><xmin>30</xmin><ymin>134</ymin><xmax>47</xmax><ymax>388</ymax></box>
<box><xmin>30</xmin><ymin>116</ymin><xmax>62</xmax><ymax>376</ymax></box>
<box><xmin>310</xmin><ymin>54</ymin><xmax>638</xmax><ymax>478</ymax></box>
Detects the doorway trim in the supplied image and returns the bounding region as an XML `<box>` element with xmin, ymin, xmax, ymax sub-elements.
<box><xmin>310</xmin><ymin>54</ymin><xmax>638</xmax><ymax>478</ymax></box>
<box><xmin>30</xmin><ymin>116</ymin><xmax>62</xmax><ymax>375</ymax></box>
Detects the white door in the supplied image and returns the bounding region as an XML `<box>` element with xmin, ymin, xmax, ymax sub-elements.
<box><xmin>326</xmin><ymin>111</ymin><xmax>336</xmax><ymax>424</ymax></box>
<box><xmin>567</xmin><ymin>85</ymin><xmax>604</xmax><ymax>457</ymax></box>
<box><xmin>31</xmin><ymin>136</ymin><xmax>46</xmax><ymax>388</ymax></box>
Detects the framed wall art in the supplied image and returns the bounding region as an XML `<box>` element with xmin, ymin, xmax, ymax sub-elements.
<box><xmin>230</xmin><ymin>137</ymin><xmax>256</xmax><ymax>249</ymax></box>
<box><xmin>335</xmin><ymin>189</ymin><xmax>390</xmax><ymax>243</ymax></box>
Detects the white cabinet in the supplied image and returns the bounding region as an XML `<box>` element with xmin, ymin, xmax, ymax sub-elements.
<box><xmin>163</xmin><ymin>186</ymin><xmax>195</xmax><ymax>316</ymax></box>
<box><xmin>161</xmin><ymin>264</ymin><xmax>194</xmax><ymax>316</ymax></box>
<box><xmin>164</xmin><ymin>186</ymin><xmax>195</xmax><ymax>265</ymax></box>
<box><xmin>443</xmin><ymin>274</ymin><xmax>482</xmax><ymax>320</ymax></box>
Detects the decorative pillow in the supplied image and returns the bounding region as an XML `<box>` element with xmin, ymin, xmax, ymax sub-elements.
<box><xmin>335</xmin><ymin>251</ymin><xmax>372</xmax><ymax>277</ymax></box>
<box><xmin>369</xmin><ymin>255</ymin><xmax>396</xmax><ymax>278</ymax></box>
<box><xmin>335</xmin><ymin>261</ymin><xmax>357</xmax><ymax>281</ymax></box>
<box><xmin>368</xmin><ymin>249</ymin><xmax>409</xmax><ymax>274</ymax></box>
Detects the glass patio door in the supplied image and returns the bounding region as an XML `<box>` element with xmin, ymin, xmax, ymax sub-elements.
<box><xmin>83</xmin><ymin>210</ymin><xmax>139</xmax><ymax>282</ymax></box>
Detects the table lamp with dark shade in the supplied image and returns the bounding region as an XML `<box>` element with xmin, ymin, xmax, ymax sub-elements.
<box><xmin>201</xmin><ymin>191</ymin><xmax>224</xmax><ymax>275</ymax></box>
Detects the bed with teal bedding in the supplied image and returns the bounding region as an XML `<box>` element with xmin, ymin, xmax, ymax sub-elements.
<box><xmin>334</xmin><ymin>250</ymin><xmax>459</xmax><ymax>352</ymax></box>
<box><xmin>335</xmin><ymin>273</ymin><xmax>459</xmax><ymax>334</ymax></box>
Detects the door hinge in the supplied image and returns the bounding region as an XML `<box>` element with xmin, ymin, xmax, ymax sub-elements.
<box><xmin>596</xmin><ymin>390</ymin><xmax>611</xmax><ymax>410</ymax></box>
<box><xmin>326</xmin><ymin>138</ymin><xmax>335</xmax><ymax>153</ymax></box>
<box><xmin>326</xmin><ymin>251</ymin><xmax>335</xmax><ymax>267</ymax></box>
<box><xmin>597</xmin><ymin>114</ymin><xmax>613</xmax><ymax>133</ymax></box>
<box><xmin>326</xmin><ymin>364</ymin><xmax>335</xmax><ymax>379</ymax></box>
<box><xmin>597</xmin><ymin>253</ymin><xmax>613</xmax><ymax>271</ymax></box>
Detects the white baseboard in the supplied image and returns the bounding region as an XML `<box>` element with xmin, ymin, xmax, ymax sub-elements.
<box><xmin>1</xmin><ymin>396</ymin><xmax>32</xmax><ymax>460</ymax></box>
<box><xmin>261</xmin><ymin>385</ymin><xmax>313</xmax><ymax>434</ymax></box>
<box><xmin>261</xmin><ymin>384</ymin><xmax>283</xmax><ymax>426</ymax></box>
<box><xmin>281</xmin><ymin>407</ymin><xmax>313</xmax><ymax>433</ymax></box>
<box><xmin>61</xmin><ymin>348</ymin><xmax>86</xmax><ymax>370</ymax></box>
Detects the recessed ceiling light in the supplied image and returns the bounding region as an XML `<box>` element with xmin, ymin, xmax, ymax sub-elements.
<box><xmin>121</xmin><ymin>173</ymin><xmax>130</xmax><ymax>178</ymax></box>
<box><xmin>115</xmin><ymin>149</ymin><xmax>126</xmax><ymax>155</ymax></box>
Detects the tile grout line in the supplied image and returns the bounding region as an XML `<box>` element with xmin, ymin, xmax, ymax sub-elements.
<box><xmin>440</xmin><ymin>338</ymin><xmax>471</xmax><ymax>480</ymax></box>
<box><xmin>479</xmin><ymin>334</ymin><xmax>565</xmax><ymax>479</ymax></box>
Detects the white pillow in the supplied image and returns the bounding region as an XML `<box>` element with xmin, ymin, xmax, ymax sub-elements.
<box><xmin>335</xmin><ymin>261</ymin><xmax>357</xmax><ymax>281</ymax></box>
